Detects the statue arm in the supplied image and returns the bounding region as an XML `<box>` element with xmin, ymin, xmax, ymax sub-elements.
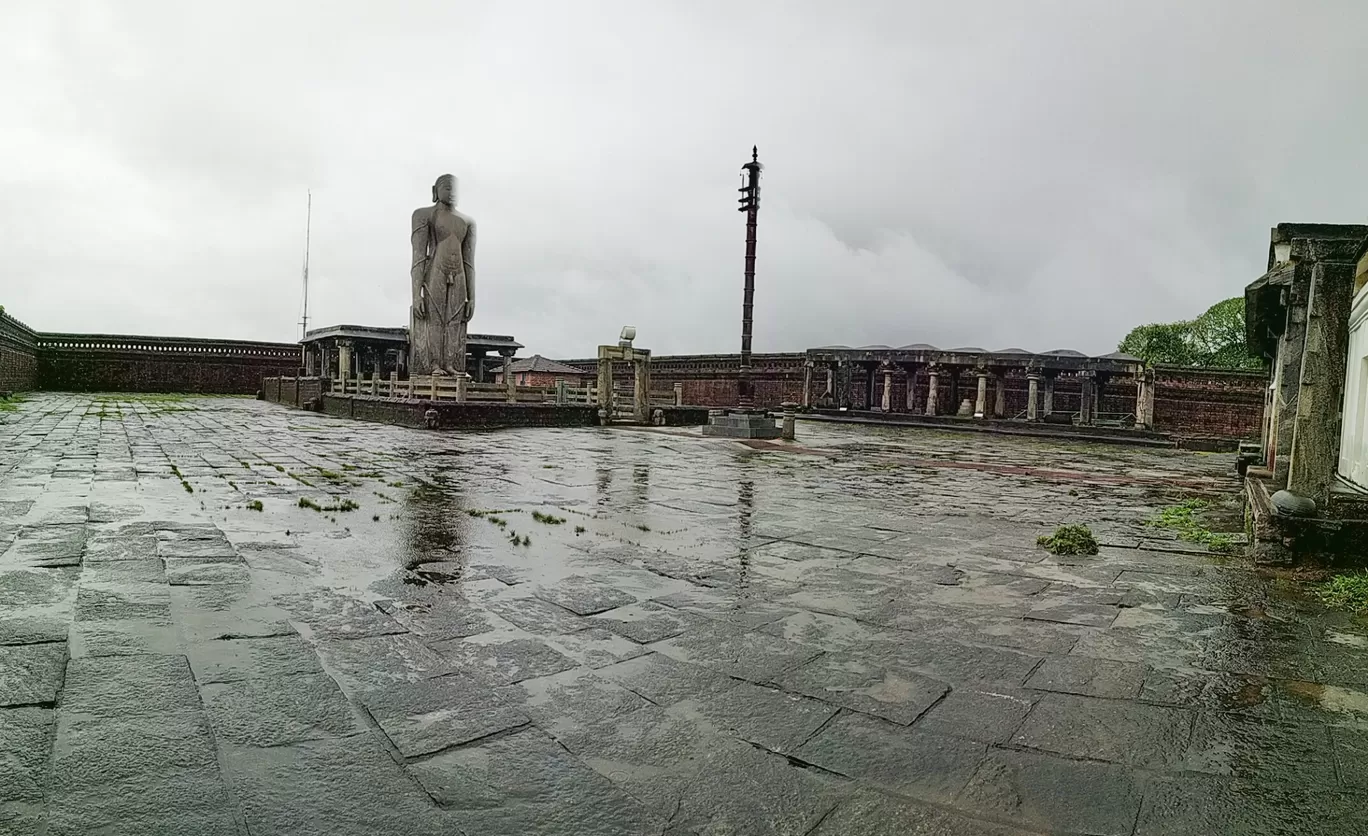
<box><xmin>463</xmin><ymin>218</ymin><xmax>476</xmax><ymax>321</ymax></box>
<box><xmin>410</xmin><ymin>209</ymin><xmax>430</xmax><ymax>318</ymax></box>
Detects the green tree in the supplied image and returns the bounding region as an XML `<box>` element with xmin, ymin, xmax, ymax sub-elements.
<box><xmin>1117</xmin><ymin>296</ymin><xmax>1260</xmax><ymax>369</ymax></box>
<box><xmin>1190</xmin><ymin>297</ymin><xmax>1260</xmax><ymax>369</ymax></box>
<box><xmin>1118</xmin><ymin>321</ymin><xmax>1197</xmax><ymax>366</ymax></box>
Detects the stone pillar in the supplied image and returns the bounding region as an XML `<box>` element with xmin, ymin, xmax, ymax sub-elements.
<box><xmin>1042</xmin><ymin>373</ymin><xmax>1055</xmax><ymax>417</ymax></box>
<box><xmin>802</xmin><ymin>362</ymin><xmax>813</xmax><ymax>408</ymax></box>
<box><xmin>633</xmin><ymin>354</ymin><xmax>651</xmax><ymax>425</ymax></box>
<box><xmin>925</xmin><ymin>366</ymin><xmax>940</xmax><ymax>416</ymax></box>
<box><xmin>781</xmin><ymin>402</ymin><xmax>797</xmax><ymax>441</ymax></box>
<box><xmin>596</xmin><ymin>348</ymin><xmax>613</xmax><ymax>417</ymax></box>
<box><xmin>973</xmin><ymin>370</ymin><xmax>989</xmax><ymax>419</ymax></box>
<box><xmin>1287</xmin><ymin>260</ymin><xmax>1356</xmax><ymax>507</ymax></box>
<box><xmin>337</xmin><ymin>340</ymin><xmax>352</xmax><ymax>384</ymax></box>
<box><xmin>1078</xmin><ymin>372</ymin><xmax>1094</xmax><ymax>425</ymax></box>
<box><xmin>555</xmin><ymin>378</ymin><xmax>567</xmax><ymax>405</ymax></box>
<box><xmin>863</xmin><ymin>365</ymin><xmax>876</xmax><ymax>411</ymax></box>
<box><xmin>1026</xmin><ymin>373</ymin><xmax>1040</xmax><ymax>421</ymax></box>
<box><xmin>453</xmin><ymin>373</ymin><xmax>468</xmax><ymax>402</ymax></box>
<box><xmin>904</xmin><ymin>366</ymin><xmax>918</xmax><ymax>413</ymax></box>
<box><xmin>948</xmin><ymin>369</ymin><xmax>961</xmax><ymax>414</ymax></box>
<box><xmin>825</xmin><ymin>365</ymin><xmax>835</xmax><ymax>399</ymax></box>
<box><xmin>1135</xmin><ymin>370</ymin><xmax>1155</xmax><ymax>429</ymax></box>
<box><xmin>881</xmin><ymin>367</ymin><xmax>893</xmax><ymax>412</ymax></box>
<box><xmin>993</xmin><ymin>372</ymin><xmax>1006</xmax><ymax>418</ymax></box>
<box><xmin>673</xmin><ymin>382</ymin><xmax>683</xmax><ymax>406</ymax></box>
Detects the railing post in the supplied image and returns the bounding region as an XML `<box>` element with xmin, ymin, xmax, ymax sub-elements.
<box><xmin>673</xmin><ymin>382</ymin><xmax>683</xmax><ymax>406</ymax></box>
<box><xmin>504</xmin><ymin>357</ymin><xmax>516</xmax><ymax>403</ymax></box>
<box><xmin>781</xmin><ymin>402</ymin><xmax>797</xmax><ymax>441</ymax></box>
<box><xmin>429</xmin><ymin>375</ymin><xmax>438</xmax><ymax>401</ymax></box>
<box><xmin>389</xmin><ymin>371</ymin><xmax>398</xmax><ymax>399</ymax></box>
<box><xmin>555</xmin><ymin>378</ymin><xmax>567</xmax><ymax>405</ymax></box>
<box><xmin>454</xmin><ymin>374</ymin><xmax>468</xmax><ymax>403</ymax></box>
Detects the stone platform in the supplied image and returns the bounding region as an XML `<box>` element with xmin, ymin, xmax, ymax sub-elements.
<box><xmin>702</xmin><ymin>409</ymin><xmax>781</xmax><ymax>439</ymax></box>
<box><xmin>319</xmin><ymin>393</ymin><xmax>598</xmax><ymax>430</ymax></box>
<box><xmin>1</xmin><ymin>393</ymin><xmax>1365</xmax><ymax>835</ymax></box>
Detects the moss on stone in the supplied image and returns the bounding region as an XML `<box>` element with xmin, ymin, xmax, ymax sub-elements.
<box><xmin>1036</xmin><ymin>524</ymin><xmax>1099</xmax><ymax>556</ymax></box>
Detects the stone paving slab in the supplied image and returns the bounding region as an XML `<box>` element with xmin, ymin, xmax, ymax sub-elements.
<box><xmin>0</xmin><ymin>393</ymin><xmax>1366</xmax><ymax>834</ymax></box>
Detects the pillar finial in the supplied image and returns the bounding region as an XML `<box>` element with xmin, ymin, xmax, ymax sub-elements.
<box><xmin>752</xmin><ymin>145</ymin><xmax>758</xmax><ymax>163</ymax></box>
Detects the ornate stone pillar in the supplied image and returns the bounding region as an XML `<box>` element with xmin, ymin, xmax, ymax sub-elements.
<box><xmin>974</xmin><ymin>369</ymin><xmax>989</xmax><ymax>419</ymax></box>
<box><xmin>1078</xmin><ymin>371</ymin><xmax>1095</xmax><ymax>425</ymax></box>
<box><xmin>1026</xmin><ymin>371</ymin><xmax>1041</xmax><ymax>421</ymax></box>
<box><xmin>904</xmin><ymin>365</ymin><xmax>918</xmax><ymax>413</ymax></box>
<box><xmin>802</xmin><ymin>361</ymin><xmax>813</xmax><ymax>408</ymax></box>
<box><xmin>924</xmin><ymin>365</ymin><xmax>940</xmax><ymax>416</ymax></box>
<box><xmin>880</xmin><ymin>365</ymin><xmax>893</xmax><ymax>412</ymax></box>
<box><xmin>825</xmin><ymin>364</ymin><xmax>835</xmax><ymax>399</ymax></box>
<box><xmin>633</xmin><ymin>353</ymin><xmax>651</xmax><ymax>424</ymax></box>
<box><xmin>1042</xmin><ymin>372</ymin><xmax>1055</xmax><ymax>417</ymax></box>
<box><xmin>863</xmin><ymin>364</ymin><xmax>876</xmax><ymax>411</ymax></box>
<box><xmin>993</xmin><ymin>372</ymin><xmax>1007</xmax><ymax>418</ymax></box>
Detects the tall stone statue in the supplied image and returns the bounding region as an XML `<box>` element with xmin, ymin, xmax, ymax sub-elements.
<box><xmin>411</xmin><ymin>174</ymin><xmax>476</xmax><ymax>375</ymax></box>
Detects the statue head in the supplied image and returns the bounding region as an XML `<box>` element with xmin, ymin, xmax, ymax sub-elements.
<box><xmin>432</xmin><ymin>174</ymin><xmax>457</xmax><ymax>206</ymax></box>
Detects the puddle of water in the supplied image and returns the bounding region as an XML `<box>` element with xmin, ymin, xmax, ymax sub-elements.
<box><xmin>1326</xmin><ymin>630</ymin><xmax>1368</xmax><ymax>649</ymax></box>
<box><xmin>1281</xmin><ymin>680</ymin><xmax>1368</xmax><ymax>716</ymax></box>
<box><xmin>1220</xmin><ymin>675</ymin><xmax>1271</xmax><ymax>709</ymax></box>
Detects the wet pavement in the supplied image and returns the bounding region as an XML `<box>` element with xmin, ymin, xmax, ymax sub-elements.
<box><xmin>1</xmin><ymin>393</ymin><xmax>1366</xmax><ymax>835</ymax></box>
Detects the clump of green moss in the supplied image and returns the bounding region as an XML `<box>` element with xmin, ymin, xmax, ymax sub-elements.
<box><xmin>1146</xmin><ymin>498</ymin><xmax>1236</xmax><ymax>553</ymax></box>
<box><xmin>1318</xmin><ymin>572</ymin><xmax>1368</xmax><ymax>614</ymax></box>
<box><xmin>1036</xmin><ymin>524</ymin><xmax>1099</xmax><ymax>556</ymax></box>
<box><xmin>574</xmin><ymin>525</ymin><xmax>586</xmax><ymax>535</ymax></box>
<box><xmin>247</xmin><ymin>500</ymin><xmax>264</xmax><ymax>512</ymax></box>
<box><xmin>532</xmin><ymin>511</ymin><xmax>566</xmax><ymax>525</ymax></box>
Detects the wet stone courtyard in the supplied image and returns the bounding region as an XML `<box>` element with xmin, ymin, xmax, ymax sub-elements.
<box><xmin>1</xmin><ymin>393</ymin><xmax>1367</xmax><ymax>836</ymax></box>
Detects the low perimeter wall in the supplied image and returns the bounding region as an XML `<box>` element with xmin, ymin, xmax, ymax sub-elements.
<box><xmin>0</xmin><ymin>310</ymin><xmax>38</xmax><ymax>393</ymax></box>
<box><xmin>320</xmin><ymin>394</ymin><xmax>599</xmax><ymax>430</ymax></box>
<box><xmin>37</xmin><ymin>333</ymin><xmax>299</xmax><ymax>394</ymax></box>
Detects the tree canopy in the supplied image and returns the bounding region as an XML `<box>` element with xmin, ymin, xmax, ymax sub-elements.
<box><xmin>1117</xmin><ymin>297</ymin><xmax>1260</xmax><ymax>369</ymax></box>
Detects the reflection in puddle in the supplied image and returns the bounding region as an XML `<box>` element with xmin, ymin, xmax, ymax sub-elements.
<box><xmin>399</xmin><ymin>475</ymin><xmax>469</xmax><ymax>585</ymax></box>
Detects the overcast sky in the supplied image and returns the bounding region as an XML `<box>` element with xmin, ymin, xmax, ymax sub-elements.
<box><xmin>3</xmin><ymin>1</ymin><xmax>1366</xmax><ymax>358</ymax></box>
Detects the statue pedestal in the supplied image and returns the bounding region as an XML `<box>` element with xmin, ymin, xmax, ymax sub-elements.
<box><xmin>703</xmin><ymin>409</ymin><xmax>781</xmax><ymax>439</ymax></box>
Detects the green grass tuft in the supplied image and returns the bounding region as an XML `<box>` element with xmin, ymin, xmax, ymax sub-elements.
<box><xmin>1036</xmin><ymin>523</ymin><xmax>1099</xmax><ymax>556</ymax></box>
<box><xmin>247</xmin><ymin>500</ymin><xmax>264</xmax><ymax>512</ymax></box>
<box><xmin>532</xmin><ymin>511</ymin><xmax>566</xmax><ymax>525</ymax></box>
<box><xmin>1318</xmin><ymin>572</ymin><xmax>1368</xmax><ymax>614</ymax></box>
<box><xmin>574</xmin><ymin>525</ymin><xmax>586</xmax><ymax>535</ymax></box>
<box><xmin>1146</xmin><ymin>499</ymin><xmax>1236</xmax><ymax>553</ymax></box>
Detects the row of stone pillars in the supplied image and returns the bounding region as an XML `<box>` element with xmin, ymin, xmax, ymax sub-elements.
<box><xmin>804</xmin><ymin>361</ymin><xmax>1155</xmax><ymax>428</ymax></box>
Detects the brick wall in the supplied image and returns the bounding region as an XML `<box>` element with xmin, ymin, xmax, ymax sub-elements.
<box><xmin>561</xmin><ymin>353</ymin><xmax>808</xmax><ymax>409</ymax></box>
<box><xmin>1152</xmin><ymin>365</ymin><xmax>1266</xmax><ymax>441</ymax></box>
<box><xmin>0</xmin><ymin>310</ymin><xmax>38</xmax><ymax>393</ymax></box>
<box><xmin>36</xmin><ymin>333</ymin><xmax>299</xmax><ymax>394</ymax></box>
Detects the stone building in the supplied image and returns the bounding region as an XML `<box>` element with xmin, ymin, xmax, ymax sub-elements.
<box><xmin>300</xmin><ymin>325</ymin><xmax>521</xmax><ymax>382</ymax></box>
<box><xmin>1243</xmin><ymin>223</ymin><xmax>1368</xmax><ymax>560</ymax></box>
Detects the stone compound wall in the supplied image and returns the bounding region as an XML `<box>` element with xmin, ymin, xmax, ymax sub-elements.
<box><xmin>0</xmin><ymin>310</ymin><xmax>38</xmax><ymax>392</ymax></box>
<box><xmin>36</xmin><ymin>333</ymin><xmax>299</xmax><ymax>394</ymax></box>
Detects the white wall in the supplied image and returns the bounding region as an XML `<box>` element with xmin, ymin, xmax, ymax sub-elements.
<box><xmin>1338</xmin><ymin>283</ymin><xmax>1368</xmax><ymax>488</ymax></box>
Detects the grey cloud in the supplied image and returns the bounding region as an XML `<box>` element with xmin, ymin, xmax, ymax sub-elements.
<box><xmin>3</xmin><ymin>0</ymin><xmax>1367</xmax><ymax>357</ymax></box>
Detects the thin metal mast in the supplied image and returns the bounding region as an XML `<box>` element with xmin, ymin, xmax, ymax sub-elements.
<box><xmin>300</xmin><ymin>190</ymin><xmax>312</xmax><ymax>340</ymax></box>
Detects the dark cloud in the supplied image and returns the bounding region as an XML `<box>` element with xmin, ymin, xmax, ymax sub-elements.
<box><xmin>3</xmin><ymin>1</ymin><xmax>1366</xmax><ymax>356</ymax></box>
